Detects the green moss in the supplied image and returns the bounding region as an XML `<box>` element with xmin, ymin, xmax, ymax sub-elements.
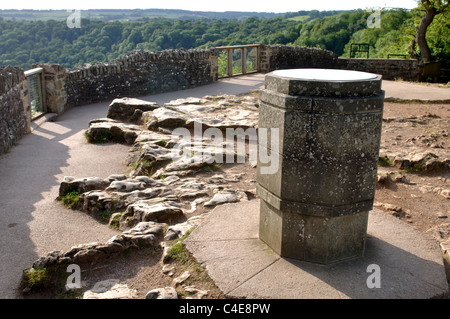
<box><xmin>57</xmin><ymin>191</ymin><xmax>80</xmax><ymax>209</ymax></box>
<box><xmin>57</xmin><ymin>288</ymin><xmax>84</xmax><ymax>299</ymax></box>
<box><xmin>85</xmin><ymin>129</ymin><xmax>125</xmax><ymax>144</ymax></box>
<box><xmin>378</xmin><ymin>156</ymin><xmax>393</xmax><ymax>167</ymax></box>
<box><xmin>22</xmin><ymin>268</ymin><xmax>50</xmax><ymax>290</ymax></box>
<box><xmin>164</xmin><ymin>229</ymin><xmax>194</xmax><ymax>263</ymax></box>
<box><xmin>109</xmin><ymin>213</ymin><xmax>123</xmax><ymax>230</ymax></box>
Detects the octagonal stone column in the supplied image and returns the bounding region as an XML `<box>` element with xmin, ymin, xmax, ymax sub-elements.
<box><xmin>257</xmin><ymin>68</ymin><xmax>384</xmax><ymax>264</ymax></box>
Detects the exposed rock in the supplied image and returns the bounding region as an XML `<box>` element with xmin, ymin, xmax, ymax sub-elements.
<box><xmin>183</xmin><ymin>286</ymin><xmax>209</xmax><ymax>299</ymax></box>
<box><xmin>86</xmin><ymin>118</ymin><xmax>141</xmax><ymax>144</ymax></box>
<box><xmin>440</xmin><ymin>189</ymin><xmax>450</xmax><ymax>199</ymax></box>
<box><xmin>128</xmin><ymin>142</ymin><xmax>173</xmax><ymax>176</ymax></box>
<box><xmin>83</xmin><ymin>279</ymin><xmax>137</xmax><ymax>299</ymax></box>
<box><xmin>387</xmin><ymin>151</ymin><xmax>449</xmax><ymax>172</ymax></box>
<box><xmin>373</xmin><ymin>202</ymin><xmax>411</xmax><ymax>219</ymax></box>
<box><xmin>59</xmin><ymin>177</ymin><xmax>109</xmax><ymax>196</ymax></box>
<box><xmin>426</xmin><ymin>223</ymin><xmax>450</xmax><ymax>242</ymax></box>
<box><xmin>107</xmin><ymin>97</ymin><xmax>159</xmax><ymax>122</ymax></box>
<box><xmin>164</xmin><ymin>215</ymin><xmax>207</xmax><ymax>241</ymax></box>
<box><xmin>119</xmin><ymin>201</ymin><xmax>183</xmax><ymax>229</ymax></box>
<box><xmin>146</xmin><ymin>107</ymin><xmax>188</xmax><ymax>128</ymax></box>
<box><xmin>79</xmin><ymin>190</ymin><xmax>125</xmax><ymax>215</ymax></box>
<box><xmin>107</xmin><ymin>174</ymin><xmax>128</xmax><ymax>182</ymax></box>
<box><xmin>106</xmin><ymin>180</ymin><xmax>146</xmax><ymax>192</ymax></box>
<box><xmin>204</xmin><ymin>191</ymin><xmax>239</xmax><ymax>206</ymax></box>
<box><xmin>377</xmin><ymin>172</ymin><xmax>411</xmax><ymax>185</ymax></box>
<box><xmin>161</xmin><ymin>264</ymin><xmax>175</xmax><ymax>276</ymax></box>
<box><xmin>172</xmin><ymin>271</ymin><xmax>191</xmax><ymax>286</ymax></box>
<box><xmin>145</xmin><ymin>287</ymin><xmax>178</xmax><ymax>299</ymax></box>
<box><xmin>164</xmin><ymin>97</ymin><xmax>207</xmax><ymax>106</ymax></box>
<box><xmin>117</xmin><ymin>221</ymin><xmax>166</xmax><ymax>247</ymax></box>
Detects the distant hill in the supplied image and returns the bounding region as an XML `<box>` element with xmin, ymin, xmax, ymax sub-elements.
<box><xmin>0</xmin><ymin>9</ymin><xmax>286</xmax><ymax>21</ymax></box>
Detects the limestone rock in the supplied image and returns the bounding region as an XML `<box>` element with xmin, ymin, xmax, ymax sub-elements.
<box><xmin>164</xmin><ymin>215</ymin><xmax>206</xmax><ymax>241</ymax></box>
<box><xmin>79</xmin><ymin>190</ymin><xmax>125</xmax><ymax>215</ymax></box>
<box><xmin>146</xmin><ymin>107</ymin><xmax>188</xmax><ymax>128</ymax></box>
<box><xmin>440</xmin><ymin>189</ymin><xmax>450</xmax><ymax>199</ymax></box>
<box><xmin>426</xmin><ymin>223</ymin><xmax>450</xmax><ymax>242</ymax></box>
<box><xmin>108</xmin><ymin>221</ymin><xmax>165</xmax><ymax>249</ymax></box>
<box><xmin>86</xmin><ymin>119</ymin><xmax>141</xmax><ymax>144</ymax></box>
<box><xmin>374</xmin><ymin>202</ymin><xmax>411</xmax><ymax>219</ymax></box>
<box><xmin>107</xmin><ymin>97</ymin><xmax>159</xmax><ymax>122</ymax></box>
<box><xmin>59</xmin><ymin>177</ymin><xmax>109</xmax><ymax>196</ymax></box>
<box><xmin>172</xmin><ymin>271</ymin><xmax>190</xmax><ymax>286</ymax></box>
<box><xmin>119</xmin><ymin>221</ymin><xmax>166</xmax><ymax>247</ymax></box>
<box><xmin>83</xmin><ymin>279</ymin><xmax>137</xmax><ymax>299</ymax></box>
<box><xmin>106</xmin><ymin>180</ymin><xmax>146</xmax><ymax>192</ymax></box>
<box><xmin>119</xmin><ymin>201</ymin><xmax>183</xmax><ymax>229</ymax></box>
<box><xmin>164</xmin><ymin>97</ymin><xmax>207</xmax><ymax>106</ymax></box>
<box><xmin>204</xmin><ymin>191</ymin><xmax>238</xmax><ymax>206</ymax></box>
<box><xmin>183</xmin><ymin>286</ymin><xmax>209</xmax><ymax>299</ymax></box>
<box><xmin>145</xmin><ymin>287</ymin><xmax>178</xmax><ymax>299</ymax></box>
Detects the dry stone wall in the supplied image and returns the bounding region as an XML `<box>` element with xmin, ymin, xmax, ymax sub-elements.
<box><xmin>65</xmin><ymin>49</ymin><xmax>218</xmax><ymax>108</ymax></box>
<box><xmin>339</xmin><ymin>58</ymin><xmax>418</xmax><ymax>81</ymax></box>
<box><xmin>0</xmin><ymin>66</ymin><xmax>30</xmax><ymax>155</ymax></box>
<box><xmin>259</xmin><ymin>44</ymin><xmax>340</xmax><ymax>72</ymax></box>
<box><xmin>259</xmin><ymin>44</ymin><xmax>418</xmax><ymax>81</ymax></box>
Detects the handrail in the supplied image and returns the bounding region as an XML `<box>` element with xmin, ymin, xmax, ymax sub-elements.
<box><xmin>24</xmin><ymin>67</ymin><xmax>44</xmax><ymax>77</ymax></box>
<box><xmin>24</xmin><ymin>67</ymin><xmax>46</xmax><ymax>119</ymax></box>
<box><xmin>215</xmin><ymin>44</ymin><xmax>261</xmax><ymax>78</ymax></box>
<box><xmin>215</xmin><ymin>44</ymin><xmax>262</xmax><ymax>50</ymax></box>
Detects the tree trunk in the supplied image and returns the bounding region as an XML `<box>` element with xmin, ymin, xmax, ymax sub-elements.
<box><xmin>416</xmin><ymin>7</ymin><xmax>437</xmax><ymax>63</ymax></box>
<box><xmin>408</xmin><ymin>39</ymin><xmax>419</xmax><ymax>60</ymax></box>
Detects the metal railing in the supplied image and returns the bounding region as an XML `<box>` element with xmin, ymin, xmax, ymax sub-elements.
<box><xmin>387</xmin><ymin>54</ymin><xmax>407</xmax><ymax>59</ymax></box>
<box><xmin>350</xmin><ymin>43</ymin><xmax>370</xmax><ymax>59</ymax></box>
<box><xmin>24</xmin><ymin>67</ymin><xmax>46</xmax><ymax>119</ymax></box>
<box><xmin>215</xmin><ymin>44</ymin><xmax>261</xmax><ymax>78</ymax></box>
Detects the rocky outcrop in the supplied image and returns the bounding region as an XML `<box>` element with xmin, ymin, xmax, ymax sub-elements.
<box><xmin>107</xmin><ymin>97</ymin><xmax>159</xmax><ymax>122</ymax></box>
<box><xmin>24</xmin><ymin>95</ymin><xmax>259</xmax><ymax>298</ymax></box>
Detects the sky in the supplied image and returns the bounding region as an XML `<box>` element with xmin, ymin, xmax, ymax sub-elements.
<box><xmin>0</xmin><ymin>0</ymin><xmax>419</xmax><ymax>13</ymax></box>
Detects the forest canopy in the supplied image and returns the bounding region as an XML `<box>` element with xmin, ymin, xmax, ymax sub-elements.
<box><xmin>0</xmin><ymin>7</ymin><xmax>448</xmax><ymax>70</ymax></box>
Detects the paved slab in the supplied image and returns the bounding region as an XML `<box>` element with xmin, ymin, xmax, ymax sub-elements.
<box><xmin>382</xmin><ymin>80</ymin><xmax>450</xmax><ymax>103</ymax></box>
<box><xmin>138</xmin><ymin>73</ymin><xmax>266</xmax><ymax>105</ymax></box>
<box><xmin>185</xmin><ymin>200</ymin><xmax>449</xmax><ymax>299</ymax></box>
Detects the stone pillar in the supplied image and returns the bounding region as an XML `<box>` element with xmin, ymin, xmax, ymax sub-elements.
<box><xmin>38</xmin><ymin>64</ymin><xmax>67</xmax><ymax>114</ymax></box>
<box><xmin>257</xmin><ymin>68</ymin><xmax>384</xmax><ymax>264</ymax></box>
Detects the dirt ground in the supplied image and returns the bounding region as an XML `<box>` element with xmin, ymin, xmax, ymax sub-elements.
<box><xmin>23</xmin><ymin>97</ymin><xmax>450</xmax><ymax>299</ymax></box>
<box><xmin>376</xmin><ymin>102</ymin><xmax>449</xmax><ymax>232</ymax></box>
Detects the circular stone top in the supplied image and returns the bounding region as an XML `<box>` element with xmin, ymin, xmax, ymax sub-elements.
<box><xmin>272</xmin><ymin>68</ymin><xmax>378</xmax><ymax>82</ymax></box>
<box><xmin>266</xmin><ymin>68</ymin><xmax>382</xmax><ymax>97</ymax></box>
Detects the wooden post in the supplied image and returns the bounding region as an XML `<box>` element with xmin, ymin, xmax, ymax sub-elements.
<box><xmin>242</xmin><ymin>48</ymin><xmax>247</xmax><ymax>75</ymax></box>
<box><xmin>227</xmin><ymin>49</ymin><xmax>233</xmax><ymax>77</ymax></box>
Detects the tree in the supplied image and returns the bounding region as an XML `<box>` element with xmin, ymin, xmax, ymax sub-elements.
<box><xmin>415</xmin><ymin>0</ymin><xmax>449</xmax><ymax>62</ymax></box>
